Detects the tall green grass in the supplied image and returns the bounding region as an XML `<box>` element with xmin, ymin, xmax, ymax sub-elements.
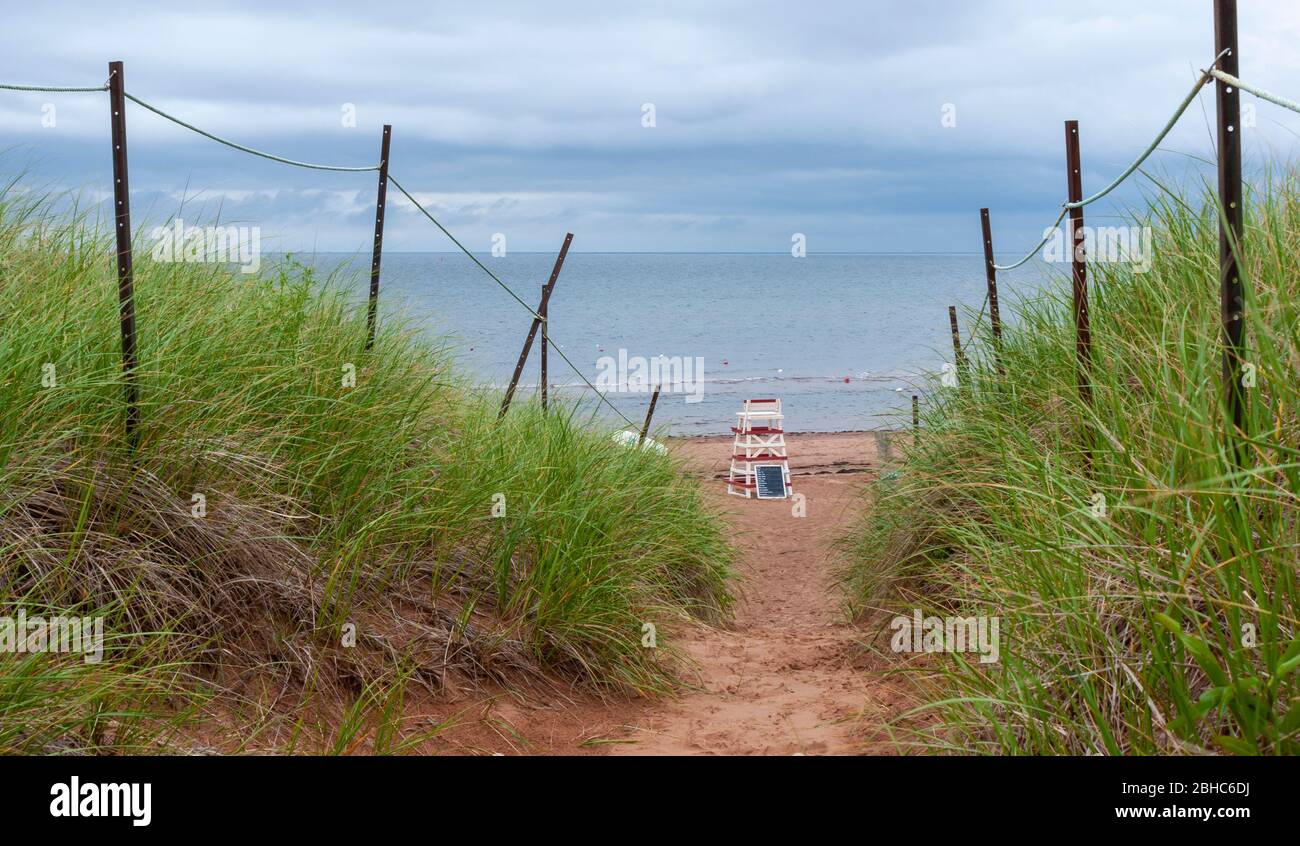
<box><xmin>0</xmin><ymin>187</ymin><xmax>733</xmax><ymax>753</ymax></box>
<box><xmin>843</xmin><ymin>174</ymin><xmax>1299</xmax><ymax>755</ymax></box>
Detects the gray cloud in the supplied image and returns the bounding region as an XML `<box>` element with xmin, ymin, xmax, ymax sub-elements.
<box><xmin>2</xmin><ymin>0</ymin><xmax>1299</xmax><ymax>253</ymax></box>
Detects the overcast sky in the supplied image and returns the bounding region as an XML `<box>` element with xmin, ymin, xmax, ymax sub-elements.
<box><xmin>3</xmin><ymin>0</ymin><xmax>1300</xmax><ymax>253</ymax></box>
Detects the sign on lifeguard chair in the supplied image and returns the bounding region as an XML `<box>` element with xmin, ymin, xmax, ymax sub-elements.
<box><xmin>727</xmin><ymin>399</ymin><xmax>791</xmax><ymax>499</ymax></box>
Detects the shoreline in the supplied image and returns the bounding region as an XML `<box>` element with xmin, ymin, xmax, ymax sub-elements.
<box><xmin>667</xmin><ymin>427</ymin><xmax>907</xmax><ymax>439</ymax></box>
<box><xmin>666</xmin><ymin>429</ymin><xmax>896</xmax><ymax>479</ymax></box>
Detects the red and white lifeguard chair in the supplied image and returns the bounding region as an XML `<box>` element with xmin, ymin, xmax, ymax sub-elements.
<box><xmin>727</xmin><ymin>398</ymin><xmax>792</xmax><ymax>499</ymax></box>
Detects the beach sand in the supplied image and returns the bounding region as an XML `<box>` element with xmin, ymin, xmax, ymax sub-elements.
<box><xmin>605</xmin><ymin>430</ymin><xmax>909</xmax><ymax>754</ymax></box>
<box><xmin>425</xmin><ymin>430</ymin><xmax>913</xmax><ymax>755</ymax></box>
<box><xmin>668</xmin><ymin>428</ymin><xmax>900</xmax><ymax>479</ymax></box>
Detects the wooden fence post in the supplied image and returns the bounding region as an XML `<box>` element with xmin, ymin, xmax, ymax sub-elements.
<box><xmin>499</xmin><ymin>233</ymin><xmax>572</xmax><ymax>418</ymax></box>
<box><xmin>639</xmin><ymin>385</ymin><xmax>661</xmax><ymax>445</ymax></box>
<box><xmin>979</xmin><ymin>207</ymin><xmax>1004</xmax><ymax>373</ymax></box>
<box><xmin>107</xmin><ymin>61</ymin><xmax>139</xmax><ymax>445</ymax></box>
<box><xmin>1215</xmin><ymin>0</ymin><xmax>1247</xmax><ymax>462</ymax></box>
<box><xmin>912</xmin><ymin>394</ymin><xmax>919</xmax><ymax>447</ymax></box>
<box><xmin>365</xmin><ymin>124</ymin><xmax>391</xmax><ymax>350</ymax></box>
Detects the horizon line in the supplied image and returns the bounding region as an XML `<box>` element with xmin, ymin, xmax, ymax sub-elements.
<box><xmin>265</xmin><ymin>250</ymin><xmax>989</xmax><ymax>256</ymax></box>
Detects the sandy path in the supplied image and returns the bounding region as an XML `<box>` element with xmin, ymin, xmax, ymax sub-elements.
<box><xmin>606</xmin><ymin>432</ymin><xmax>902</xmax><ymax>755</ymax></box>
<box><xmin>426</xmin><ymin>431</ymin><xmax>909</xmax><ymax>755</ymax></box>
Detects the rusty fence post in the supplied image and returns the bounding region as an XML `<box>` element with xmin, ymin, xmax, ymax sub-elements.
<box><xmin>1064</xmin><ymin>120</ymin><xmax>1093</xmax><ymax>411</ymax></box>
<box><xmin>1215</xmin><ymin>0</ymin><xmax>1247</xmax><ymax>464</ymax></box>
<box><xmin>639</xmin><ymin>385</ymin><xmax>661</xmax><ymax>445</ymax></box>
<box><xmin>1065</xmin><ymin>119</ymin><xmax>1094</xmax><ymax>468</ymax></box>
<box><xmin>107</xmin><ymin>60</ymin><xmax>139</xmax><ymax>445</ymax></box>
<box><xmin>949</xmin><ymin>306</ymin><xmax>967</xmax><ymax>386</ymax></box>
<box><xmin>912</xmin><ymin>394</ymin><xmax>920</xmax><ymax>448</ymax></box>
<box><xmin>499</xmin><ymin>233</ymin><xmax>572</xmax><ymax>418</ymax></box>
<box><xmin>540</xmin><ymin>282</ymin><xmax>549</xmax><ymax>411</ymax></box>
<box><xmin>980</xmin><ymin>207</ymin><xmax>1004</xmax><ymax>374</ymax></box>
<box><xmin>365</xmin><ymin>124</ymin><xmax>391</xmax><ymax>350</ymax></box>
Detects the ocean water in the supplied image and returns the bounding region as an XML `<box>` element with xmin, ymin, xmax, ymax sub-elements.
<box><xmin>291</xmin><ymin>252</ymin><xmax>1055</xmax><ymax>434</ymax></box>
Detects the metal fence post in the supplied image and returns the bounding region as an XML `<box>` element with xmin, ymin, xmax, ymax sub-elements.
<box><xmin>365</xmin><ymin>124</ymin><xmax>391</xmax><ymax>350</ymax></box>
<box><xmin>540</xmin><ymin>282</ymin><xmax>549</xmax><ymax>411</ymax></box>
<box><xmin>1064</xmin><ymin>120</ymin><xmax>1093</xmax><ymax>412</ymax></box>
<box><xmin>500</xmin><ymin>233</ymin><xmax>572</xmax><ymax>418</ymax></box>
<box><xmin>949</xmin><ymin>306</ymin><xmax>967</xmax><ymax>386</ymax></box>
<box><xmin>1215</xmin><ymin>0</ymin><xmax>1247</xmax><ymax>462</ymax></box>
<box><xmin>980</xmin><ymin>207</ymin><xmax>1004</xmax><ymax>373</ymax></box>
<box><xmin>639</xmin><ymin>385</ymin><xmax>661</xmax><ymax>445</ymax></box>
<box><xmin>107</xmin><ymin>60</ymin><xmax>139</xmax><ymax>445</ymax></box>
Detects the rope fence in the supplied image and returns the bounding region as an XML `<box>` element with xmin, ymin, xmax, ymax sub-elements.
<box><xmin>0</xmin><ymin>82</ymin><xmax>108</xmax><ymax>93</ymax></box>
<box><xmin>989</xmin><ymin>50</ymin><xmax>1229</xmax><ymax>272</ymax></box>
<box><xmin>1</xmin><ymin>62</ymin><xmax>644</xmax><ymax>435</ymax></box>
<box><xmin>971</xmin><ymin>0</ymin><xmax>1285</xmax><ymax>474</ymax></box>
<box><xmin>1211</xmin><ymin>70</ymin><xmax>1300</xmax><ymax>117</ymax></box>
<box><xmin>6</xmin><ymin>1</ymin><xmax>1300</xmax><ymax>446</ymax></box>
<box><xmin>386</xmin><ymin>175</ymin><xmax>542</xmax><ymax>320</ymax></box>
<box><xmin>123</xmin><ymin>91</ymin><xmax>382</xmax><ymax>173</ymax></box>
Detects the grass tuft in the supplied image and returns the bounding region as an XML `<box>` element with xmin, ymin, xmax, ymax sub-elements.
<box><xmin>842</xmin><ymin>173</ymin><xmax>1299</xmax><ymax>755</ymax></box>
<box><xmin>0</xmin><ymin>187</ymin><xmax>733</xmax><ymax>753</ymax></box>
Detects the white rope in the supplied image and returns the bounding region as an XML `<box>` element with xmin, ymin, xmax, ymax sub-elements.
<box><xmin>991</xmin><ymin>207</ymin><xmax>1069</xmax><ymax>272</ymax></box>
<box><xmin>991</xmin><ymin>51</ymin><xmax>1229</xmax><ymax>271</ymax></box>
<box><xmin>1211</xmin><ymin>69</ymin><xmax>1300</xmax><ymax>115</ymax></box>
<box><xmin>0</xmin><ymin>79</ymin><xmax>377</xmax><ymax>172</ymax></box>
<box><xmin>0</xmin><ymin>82</ymin><xmax>107</xmax><ymax>93</ymax></box>
<box><xmin>122</xmin><ymin>91</ymin><xmax>380</xmax><ymax>173</ymax></box>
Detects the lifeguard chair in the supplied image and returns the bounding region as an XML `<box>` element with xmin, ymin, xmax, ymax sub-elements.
<box><xmin>727</xmin><ymin>398</ymin><xmax>792</xmax><ymax>499</ymax></box>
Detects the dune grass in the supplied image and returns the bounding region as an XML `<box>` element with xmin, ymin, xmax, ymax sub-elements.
<box><xmin>0</xmin><ymin>187</ymin><xmax>733</xmax><ymax>753</ymax></box>
<box><xmin>843</xmin><ymin>173</ymin><xmax>1299</xmax><ymax>755</ymax></box>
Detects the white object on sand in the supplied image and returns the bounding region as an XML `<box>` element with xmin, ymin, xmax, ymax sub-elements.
<box><xmin>611</xmin><ymin>429</ymin><xmax>668</xmax><ymax>454</ymax></box>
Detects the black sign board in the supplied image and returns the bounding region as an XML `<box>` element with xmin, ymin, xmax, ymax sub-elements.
<box><xmin>754</xmin><ymin>464</ymin><xmax>788</xmax><ymax>499</ymax></box>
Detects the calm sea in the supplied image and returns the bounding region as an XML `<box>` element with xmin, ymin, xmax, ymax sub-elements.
<box><xmin>291</xmin><ymin>252</ymin><xmax>1054</xmax><ymax>434</ymax></box>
